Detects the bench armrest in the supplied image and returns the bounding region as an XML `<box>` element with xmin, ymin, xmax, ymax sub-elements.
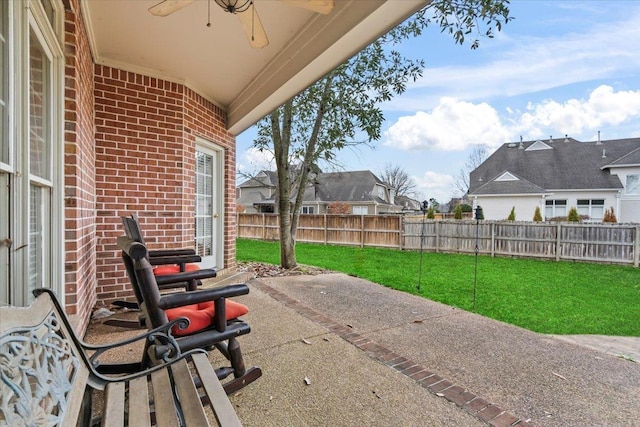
<box><xmin>84</xmin><ymin>317</ymin><xmax>188</xmax><ymax>367</ymax></box>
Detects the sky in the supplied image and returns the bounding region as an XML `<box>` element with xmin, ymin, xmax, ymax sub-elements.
<box><xmin>235</xmin><ymin>0</ymin><xmax>640</xmax><ymax>205</ymax></box>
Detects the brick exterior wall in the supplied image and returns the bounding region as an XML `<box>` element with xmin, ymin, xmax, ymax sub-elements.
<box><xmin>93</xmin><ymin>67</ymin><xmax>237</xmax><ymax>305</ymax></box>
<box><xmin>63</xmin><ymin>0</ymin><xmax>96</xmax><ymax>333</ymax></box>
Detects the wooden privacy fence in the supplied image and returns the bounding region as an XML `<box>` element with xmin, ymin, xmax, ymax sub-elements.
<box><xmin>237</xmin><ymin>213</ymin><xmax>640</xmax><ymax>267</ymax></box>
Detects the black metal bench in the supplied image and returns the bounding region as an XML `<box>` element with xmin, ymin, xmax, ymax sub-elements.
<box><xmin>0</xmin><ymin>288</ymin><xmax>242</xmax><ymax>426</ymax></box>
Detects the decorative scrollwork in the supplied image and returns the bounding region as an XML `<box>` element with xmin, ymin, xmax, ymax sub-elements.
<box><xmin>0</xmin><ymin>310</ymin><xmax>80</xmax><ymax>427</ymax></box>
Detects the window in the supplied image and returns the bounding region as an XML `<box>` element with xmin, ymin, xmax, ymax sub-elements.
<box><xmin>577</xmin><ymin>199</ymin><xmax>605</xmax><ymax>220</ymax></box>
<box><xmin>301</xmin><ymin>206</ymin><xmax>315</xmax><ymax>214</ymax></box>
<box><xmin>626</xmin><ymin>174</ymin><xmax>639</xmax><ymax>195</ymax></box>
<box><xmin>544</xmin><ymin>199</ymin><xmax>566</xmax><ymax>218</ymax></box>
<box><xmin>1</xmin><ymin>1</ymin><xmax>63</xmax><ymax>305</ymax></box>
<box><xmin>375</xmin><ymin>185</ymin><xmax>386</xmax><ymax>201</ymax></box>
<box><xmin>353</xmin><ymin>206</ymin><xmax>368</xmax><ymax>215</ymax></box>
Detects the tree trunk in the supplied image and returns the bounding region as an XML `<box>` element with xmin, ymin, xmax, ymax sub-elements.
<box><xmin>272</xmin><ymin>103</ymin><xmax>298</xmax><ymax>268</ymax></box>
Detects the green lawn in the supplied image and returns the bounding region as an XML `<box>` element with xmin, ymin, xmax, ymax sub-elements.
<box><xmin>237</xmin><ymin>238</ymin><xmax>640</xmax><ymax>336</ymax></box>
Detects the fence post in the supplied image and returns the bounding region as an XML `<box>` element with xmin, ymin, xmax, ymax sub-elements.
<box><xmin>262</xmin><ymin>214</ymin><xmax>266</xmax><ymax>240</ymax></box>
<box><xmin>555</xmin><ymin>223</ymin><xmax>561</xmax><ymax>262</ymax></box>
<box><xmin>398</xmin><ymin>215</ymin><xmax>403</xmax><ymax>250</ymax></box>
<box><xmin>360</xmin><ymin>215</ymin><xmax>365</xmax><ymax>248</ymax></box>
<box><xmin>635</xmin><ymin>225</ymin><xmax>640</xmax><ymax>268</ymax></box>
<box><xmin>435</xmin><ymin>221</ymin><xmax>440</xmax><ymax>252</ymax></box>
<box><xmin>491</xmin><ymin>222</ymin><xmax>495</xmax><ymax>257</ymax></box>
<box><xmin>324</xmin><ymin>214</ymin><xmax>328</xmax><ymax>245</ymax></box>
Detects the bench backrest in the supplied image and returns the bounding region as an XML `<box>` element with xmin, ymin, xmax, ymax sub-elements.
<box><xmin>0</xmin><ymin>290</ymin><xmax>90</xmax><ymax>426</ymax></box>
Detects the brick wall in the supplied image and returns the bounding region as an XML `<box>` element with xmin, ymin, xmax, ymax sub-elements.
<box><xmin>63</xmin><ymin>0</ymin><xmax>96</xmax><ymax>333</ymax></box>
<box><xmin>94</xmin><ymin>66</ymin><xmax>237</xmax><ymax>305</ymax></box>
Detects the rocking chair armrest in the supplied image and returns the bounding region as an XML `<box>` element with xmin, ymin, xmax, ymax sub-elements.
<box><xmin>149</xmin><ymin>248</ymin><xmax>196</xmax><ymax>257</ymax></box>
<box><xmin>148</xmin><ymin>254</ymin><xmax>202</xmax><ymax>266</ymax></box>
<box><xmin>157</xmin><ymin>283</ymin><xmax>249</xmax><ymax>310</ymax></box>
<box><xmin>154</xmin><ymin>268</ymin><xmax>217</xmax><ymax>286</ymax></box>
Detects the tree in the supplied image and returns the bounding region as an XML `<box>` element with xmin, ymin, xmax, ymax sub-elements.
<box><xmin>507</xmin><ymin>206</ymin><xmax>516</xmax><ymax>221</ymax></box>
<box><xmin>427</xmin><ymin>206</ymin><xmax>436</xmax><ymax>219</ymax></box>
<box><xmin>379</xmin><ymin>163</ymin><xmax>416</xmax><ymax>197</ymax></box>
<box><xmin>533</xmin><ymin>206</ymin><xmax>542</xmax><ymax>222</ymax></box>
<box><xmin>453</xmin><ymin>145</ymin><xmax>489</xmax><ymax>196</ymax></box>
<box><xmin>454</xmin><ymin>204</ymin><xmax>463</xmax><ymax>219</ymax></box>
<box><xmin>429</xmin><ymin>198</ymin><xmax>440</xmax><ymax>213</ymax></box>
<box><xmin>567</xmin><ymin>207</ymin><xmax>580</xmax><ymax>222</ymax></box>
<box><xmin>253</xmin><ymin>0</ymin><xmax>512</xmax><ymax>268</ymax></box>
<box><xmin>603</xmin><ymin>207</ymin><xmax>617</xmax><ymax>223</ymax></box>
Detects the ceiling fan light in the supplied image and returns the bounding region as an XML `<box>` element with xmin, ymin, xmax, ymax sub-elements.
<box><xmin>214</xmin><ymin>0</ymin><xmax>253</xmax><ymax>14</ymax></box>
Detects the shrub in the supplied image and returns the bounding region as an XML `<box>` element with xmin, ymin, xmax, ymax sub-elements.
<box><xmin>460</xmin><ymin>203</ymin><xmax>473</xmax><ymax>212</ymax></box>
<box><xmin>453</xmin><ymin>205</ymin><xmax>463</xmax><ymax>219</ymax></box>
<box><xmin>327</xmin><ymin>201</ymin><xmax>351</xmax><ymax>214</ymax></box>
<box><xmin>533</xmin><ymin>206</ymin><xmax>542</xmax><ymax>222</ymax></box>
<box><xmin>567</xmin><ymin>207</ymin><xmax>580</xmax><ymax>222</ymax></box>
<box><xmin>507</xmin><ymin>206</ymin><xmax>516</xmax><ymax>221</ymax></box>
<box><xmin>603</xmin><ymin>207</ymin><xmax>618</xmax><ymax>223</ymax></box>
<box><xmin>427</xmin><ymin>206</ymin><xmax>435</xmax><ymax>219</ymax></box>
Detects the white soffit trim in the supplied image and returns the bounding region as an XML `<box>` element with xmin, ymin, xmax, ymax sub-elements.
<box><xmin>227</xmin><ymin>0</ymin><xmax>431</xmax><ymax>134</ymax></box>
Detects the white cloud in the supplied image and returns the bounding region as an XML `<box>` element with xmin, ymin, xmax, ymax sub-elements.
<box><xmin>413</xmin><ymin>171</ymin><xmax>455</xmax><ymax>204</ymax></box>
<box><xmin>383</xmin><ymin>98</ymin><xmax>510</xmax><ymax>151</ymax></box>
<box><xmin>509</xmin><ymin>85</ymin><xmax>640</xmax><ymax>139</ymax></box>
<box><xmin>237</xmin><ymin>147</ymin><xmax>274</xmax><ymax>174</ymax></box>
<box><xmin>384</xmin><ymin>86</ymin><xmax>640</xmax><ymax>153</ymax></box>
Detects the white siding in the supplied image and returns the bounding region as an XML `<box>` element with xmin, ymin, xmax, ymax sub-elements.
<box><xmin>473</xmin><ymin>196</ymin><xmax>542</xmax><ymax>221</ymax></box>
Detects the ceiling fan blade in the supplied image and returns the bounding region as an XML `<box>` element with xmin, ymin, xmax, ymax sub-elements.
<box><xmin>236</xmin><ymin>5</ymin><xmax>269</xmax><ymax>49</ymax></box>
<box><xmin>148</xmin><ymin>0</ymin><xmax>194</xmax><ymax>17</ymax></box>
<box><xmin>279</xmin><ymin>0</ymin><xmax>334</xmax><ymax>15</ymax></box>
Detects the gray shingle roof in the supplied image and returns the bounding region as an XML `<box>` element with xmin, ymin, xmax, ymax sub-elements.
<box><xmin>312</xmin><ymin>170</ymin><xmax>382</xmax><ymax>202</ymax></box>
<box><xmin>469</xmin><ymin>137</ymin><xmax>640</xmax><ymax>195</ymax></box>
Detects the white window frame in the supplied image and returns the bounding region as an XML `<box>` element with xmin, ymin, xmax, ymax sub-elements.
<box><xmin>301</xmin><ymin>206</ymin><xmax>315</xmax><ymax>214</ymax></box>
<box><xmin>577</xmin><ymin>199</ymin><xmax>605</xmax><ymax>221</ymax></box>
<box><xmin>1</xmin><ymin>0</ymin><xmax>64</xmax><ymax>306</ymax></box>
<box><xmin>353</xmin><ymin>206</ymin><xmax>368</xmax><ymax>215</ymax></box>
<box><xmin>544</xmin><ymin>199</ymin><xmax>566</xmax><ymax>219</ymax></box>
<box><xmin>625</xmin><ymin>174</ymin><xmax>639</xmax><ymax>195</ymax></box>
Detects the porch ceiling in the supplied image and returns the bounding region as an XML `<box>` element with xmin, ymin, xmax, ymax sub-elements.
<box><xmin>83</xmin><ymin>0</ymin><xmax>429</xmax><ymax>135</ymax></box>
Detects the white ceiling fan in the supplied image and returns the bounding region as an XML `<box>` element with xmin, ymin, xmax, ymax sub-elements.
<box><xmin>148</xmin><ymin>0</ymin><xmax>335</xmax><ymax>49</ymax></box>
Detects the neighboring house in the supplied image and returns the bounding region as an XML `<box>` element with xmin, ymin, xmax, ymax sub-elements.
<box><xmin>238</xmin><ymin>170</ymin><xmax>404</xmax><ymax>215</ymax></box>
<box><xmin>237</xmin><ymin>171</ymin><xmax>278</xmax><ymax>213</ymax></box>
<box><xmin>1</xmin><ymin>0</ymin><xmax>427</xmax><ymax>333</ymax></box>
<box><xmin>395</xmin><ymin>195</ymin><xmax>423</xmax><ymax>212</ymax></box>
<box><xmin>469</xmin><ymin>137</ymin><xmax>640</xmax><ymax>223</ymax></box>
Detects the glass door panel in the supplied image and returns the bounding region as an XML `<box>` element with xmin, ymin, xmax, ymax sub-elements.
<box><xmin>195</xmin><ymin>147</ymin><xmax>218</xmax><ymax>269</ymax></box>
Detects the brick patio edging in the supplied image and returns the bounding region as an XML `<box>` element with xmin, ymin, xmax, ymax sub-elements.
<box><xmin>252</xmin><ymin>280</ymin><xmax>535</xmax><ymax>427</ymax></box>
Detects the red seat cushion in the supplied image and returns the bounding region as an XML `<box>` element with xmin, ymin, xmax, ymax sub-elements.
<box><xmin>153</xmin><ymin>263</ymin><xmax>200</xmax><ymax>276</ymax></box>
<box><xmin>165</xmin><ymin>300</ymin><xmax>249</xmax><ymax>336</ymax></box>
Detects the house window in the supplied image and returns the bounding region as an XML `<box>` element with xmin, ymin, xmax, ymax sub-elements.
<box><xmin>376</xmin><ymin>185</ymin><xmax>386</xmax><ymax>201</ymax></box>
<box><xmin>1</xmin><ymin>1</ymin><xmax>63</xmax><ymax>306</ymax></box>
<box><xmin>353</xmin><ymin>206</ymin><xmax>368</xmax><ymax>215</ymax></box>
<box><xmin>626</xmin><ymin>174</ymin><xmax>639</xmax><ymax>195</ymax></box>
<box><xmin>577</xmin><ymin>199</ymin><xmax>605</xmax><ymax>220</ymax></box>
<box><xmin>301</xmin><ymin>206</ymin><xmax>315</xmax><ymax>214</ymax></box>
<box><xmin>544</xmin><ymin>199</ymin><xmax>566</xmax><ymax>218</ymax></box>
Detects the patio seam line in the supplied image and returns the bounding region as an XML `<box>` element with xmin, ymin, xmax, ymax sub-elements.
<box><xmin>251</xmin><ymin>280</ymin><xmax>534</xmax><ymax>427</ymax></box>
